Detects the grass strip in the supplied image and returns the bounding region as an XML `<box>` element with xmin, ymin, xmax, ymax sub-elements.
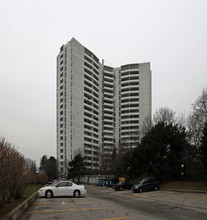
<box><xmin>0</xmin><ymin>184</ymin><xmax>43</xmax><ymax>219</ymax></box>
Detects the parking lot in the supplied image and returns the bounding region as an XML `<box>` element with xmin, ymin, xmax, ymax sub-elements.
<box><xmin>21</xmin><ymin>196</ymin><xmax>131</xmax><ymax>220</ymax></box>
<box><xmin>20</xmin><ymin>186</ymin><xmax>207</xmax><ymax>220</ymax></box>
<box><xmin>118</xmin><ymin>189</ymin><xmax>207</xmax><ymax>210</ymax></box>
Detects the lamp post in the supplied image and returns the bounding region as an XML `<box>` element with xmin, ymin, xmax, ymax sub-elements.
<box><xmin>127</xmin><ymin>167</ymin><xmax>130</xmax><ymax>179</ymax></box>
<box><xmin>98</xmin><ymin>174</ymin><xmax>100</xmax><ymax>186</ymax></box>
<box><xmin>181</xmin><ymin>164</ymin><xmax>184</xmax><ymax>186</ymax></box>
<box><xmin>36</xmin><ymin>171</ymin><xmax>38</xmax><ymax>188</ymax></box>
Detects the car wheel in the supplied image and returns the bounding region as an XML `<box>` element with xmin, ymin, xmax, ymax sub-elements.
<box><xmin>45</xmin><ymin>190</ymin><xmax>53</xmax><ymax>198</ymax></box>
<box><xmin>139</xmin><ymin>187</ymin><xmax>143</xmax><ymax>193</ymax></box>
<box><xmin>74</xmin><ymin>190</ymin><xmax>80</xmax><ymax>198</ymax></box>
<box><xmin>154</xmin><ymin>186</ymin><xmax>158</xmax><ymax>191</ymax></box>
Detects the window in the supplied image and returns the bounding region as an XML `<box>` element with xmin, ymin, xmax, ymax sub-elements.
<box><xmin>57</xmin><ymin>182</ymin><xmax>73</xmax><ymax>187</ymax></box>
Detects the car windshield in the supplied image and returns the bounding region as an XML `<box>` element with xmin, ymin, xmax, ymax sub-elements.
<box><xmin>52</xmin><ymin>181</ymin><xmax>60</xmax><ymax>186</ymax></box>
<box><xmin>135</xmin><ymin>180</ymin><xmax>141</xmax><ymax>184</ymax></box>
<box><xmin>136</xmin><ymin>179</ymin><xmax>145</xmax><ymax>184</ymax></box>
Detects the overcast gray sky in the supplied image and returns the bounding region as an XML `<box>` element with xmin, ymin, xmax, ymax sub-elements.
<box><xmin>0</xmin><ymin>0</ymin><xmax>207</xmax><ymax>165</ymax></box>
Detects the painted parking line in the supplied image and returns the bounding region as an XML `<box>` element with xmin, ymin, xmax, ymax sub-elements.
<box><xmin>132</xmin><ymin>191</ymin><xmax>175</xmax><ymax>197</ymax></box>
<box><xmin>24</xmin><ymin>207</ymin><xmax>110</xmax><ymax>214</ymax></box>
<box><xmin>33</xmin><ymin>201</ymin><xmax>96</xmax><ymax>205</ymax></box>
<box><xmin>33</xmin><ymin>202</ymin><xmax>66</xmax><ymax>205</ymax></box>
<box><xmin>133</xmin><ymin>191</ymin><xmax>192</xmax><ymax>200</ymax></box>
<box><xmin>138</xmin><ymin>191</ymin><xmax>175</xmax><ymax>197</ymax></box>
<box><xmin>115</xmin><ymin>191</ymin><xmax>127</xmax><ymax>194</ymax></box>
<box><xmin>99</xmin><ymin>217</ymin><xmax>129</xmax><ymax>220</ymax></box>
<box><xmin>132</xmin><ymin>191</ymin><xmax>174</xmax><ymax>198</ymax></box>
<box><xmin>184</xmin><ymin>196</ymin><xmax>207</xmax><ymax>203</ymax></box>
<box><xmin>153</xmin><ymin>191</ymin><xmax>174</xmax><ymax>195</ymax></box>
<box><xmin>162</xmin><ymin>193</ymin><xmax>192</xmax><ymax>199</ymax></box>
<box><xmin>133</xmin><ymin>194</ymin><xmax>150</xmax><ymax>198</ymax></box>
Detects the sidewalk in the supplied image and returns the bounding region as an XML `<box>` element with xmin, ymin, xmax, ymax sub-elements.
<box><xmin>160</xmin><ymin>187</ymin><xmax>207</xmax><ymax>194</ymax></box>
<box><xmin>90</xmin><ymin>184</ymin><xmax>207</xmax><ymax>194</ymax></box>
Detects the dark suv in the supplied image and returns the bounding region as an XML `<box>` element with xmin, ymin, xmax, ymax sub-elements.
<box><xmin>132</xmin><ymin>177</ymin><xmax>159</xmax><ymax>193</ymax></box>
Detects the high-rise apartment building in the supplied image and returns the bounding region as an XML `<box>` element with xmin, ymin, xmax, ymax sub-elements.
<box><xmin>57</xmin><ymin>38</ymin><xmax>151</xmax><ymax>177</ymax></box>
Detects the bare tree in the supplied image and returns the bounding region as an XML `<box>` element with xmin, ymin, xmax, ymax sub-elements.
<box><xmin>98</xmin><ymin>143</ymin><xmax>117</xmax><ymax>178</ymax></box>
<box><xmin>0</xmin><ymin>137</ymin><xmax>34</xmax><ymax>207</ymax></box>
<box><xmin>187</xmin><ymin>87</ymin><xmax>207</xmax><ymax>148</ymax></box>
<box><xmin>140</xmin><ymin>114</ymin><xmax>153</xmax><ymax>137</ymax></box>
<box><xmin>192</xmin><ymin>87</ymin><xmax>207</xmax><ymax>118</ymax></box>
<box><xmin>176</xmin><ymin>112</ymin><xmax>187</xmax><ymax>127</ymax></box>
<box><xmin>26</xmin><ymin>158</ymin><xmax>37</xmax><ymax>174</ymax></box>
<box><xmin>187</xmin><ymin>113</ymin><xmax>204</xmax><ymax>147</ymax></box>
<box><xmin>153</xmin><ymin>107</ymin><xmax>176</xmax><ymax>125</ymax></box>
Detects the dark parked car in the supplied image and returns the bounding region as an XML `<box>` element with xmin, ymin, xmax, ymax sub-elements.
<box><xmin>113</xmin><ymin>181</ymin><xmax>133</xmax><ymax>191</ymax></box>
<box><xmin>132</xmin><ymin>177</ymin><xmax>159</xmax><ymax>193</ymax></box>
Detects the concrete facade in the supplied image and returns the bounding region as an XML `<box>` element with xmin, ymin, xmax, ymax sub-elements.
<box><xmin>57</xmin><ymin>38</ymin><xmax>151</xmax><ymax>177</ymax></box>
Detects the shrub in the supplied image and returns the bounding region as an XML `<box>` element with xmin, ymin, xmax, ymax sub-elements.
<box><xmin>0</xmin><ymin>137</ymin><xmax>34</xmax><ymax>207</ymax></box>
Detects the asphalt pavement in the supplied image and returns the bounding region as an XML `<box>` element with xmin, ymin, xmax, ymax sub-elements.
<box><xmin>4</xmin><ymin>185</ymin><xmax>207</xmax><ymax>220</ymax></box>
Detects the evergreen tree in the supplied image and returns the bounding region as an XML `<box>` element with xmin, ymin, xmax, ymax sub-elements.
<box><xmin>46</xmin><ymin>156</ymin><xmax>57</xmax><ymax>180</ymax></box>
<box><xmin>68</xmin><ymin>154</ymin><xmax>85</xmax><ymax>183</ymax></box>
<box><xmin>130</xmin><ymin>122</ymin><xmax>187</xmax><ymax>180</ymax></box>
<box><xmin>39</xmin><ymin>155</ymin><xmax>48</xmax><ymax>172</ymax></box>
<box><xmin>39</xmin><ymin>155</ymin><xmax>57</xmax><ymax>180</ymax></box>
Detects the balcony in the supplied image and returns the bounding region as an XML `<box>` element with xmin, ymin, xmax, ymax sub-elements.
<box><xmin>104</xmin><ymin>75</ymin><xmax>114</xmax><ymax>82</ymax></box>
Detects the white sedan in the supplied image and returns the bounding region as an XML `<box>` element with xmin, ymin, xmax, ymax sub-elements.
<box><xmin>38</xmin><ymin>181</ymin><xmax>87</xmax><ymax>198</ymax></box>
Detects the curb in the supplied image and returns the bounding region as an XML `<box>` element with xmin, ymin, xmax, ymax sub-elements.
<box><xmin>160</xmin><ymin>188</ymin><xmax>207</xmax><ymax>194</ymax></box>
<box><xmin>3</xmin><ymin>192</ymin><xmax>38</xmax><ymax>220</ymax></box>
<box><xmin>93</xmin><ymin>185</ymin><xmax>207</xmax><ymax>194</ymax></box>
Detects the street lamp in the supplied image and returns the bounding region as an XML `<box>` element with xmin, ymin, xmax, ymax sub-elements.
<box><xmin>181</xmin><ymin>164</ymin><xmax>184</xmax><ymax>186</ymax></box>
<box><xmin>127</xmin><ymin>167</ymin><xmax>130</xmax><ymax>179</ymax></box>
<box><xmin>36</xmin><ymin>171</ymin><xmax>38</xmax><ymax>188</ymax></box>
<box><xmin>98</xmin><ymin>174</ymin><xmax>100</xmax><ymax>186</ymax></box>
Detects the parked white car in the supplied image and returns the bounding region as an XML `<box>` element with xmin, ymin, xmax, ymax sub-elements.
<box><xmin>38</xmin><ymin>181</ymin><xmax>87</xmax><ymax>198</ymax></box>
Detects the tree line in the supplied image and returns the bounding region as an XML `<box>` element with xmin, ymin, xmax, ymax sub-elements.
<box><xmin>119</xmin><ymin>86</ymin><xmax>207</xmax><ymax>181</ymax></box>
<box><xmin>39</xmin><ymin>155</ymin><xmax>58</xmax><ymax>180</ymax></box>
<box><xmin>67</xmin><ymin>86</ymin><xmax>207</xmax><ymax>182</ymax></box>
<box><xmin>17</xmin><ymin>86</ymin><xmax>207</xmax><ymax>184</ymax></box>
